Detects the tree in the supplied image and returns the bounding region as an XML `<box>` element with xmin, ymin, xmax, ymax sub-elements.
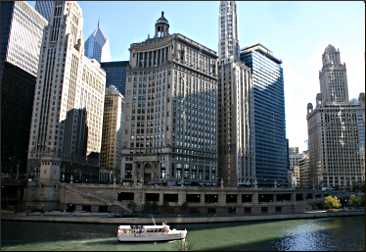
<box><xmin>349</xmin><ymin>195</ymin><xmax>363</xmax><ymax>208</ymax></box>
<box><xmin>324</xmin><ymin>195</ymin><xmax>342</xmax><ymax>209</ymax></box>
<box><xmin>127</xmin><ymin>201</ymin><xmax>137</xmax><ymax>212</ymax></box>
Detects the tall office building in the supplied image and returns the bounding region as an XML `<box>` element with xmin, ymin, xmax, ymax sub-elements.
<box><xmin>101</xmin><ymin>61</ymin><xmax>129</xmax><ymax>95</ymax></box>
<box><xmin>217</xmin><ymin>1</ymin><xmax>255</xmax><ymax>187</ymax></box>
<box><xmin>100</xmin><ymin>85</ymin><xmax>124</xmax><ymax>183</ymax></box>
<box><xmin>299</xmin><ymin>150</ymin><xmax>311</xmax><ymax>189</ymax></box>
<box><xmin>240</xmin><ymin>43</ymin><xmax>288</xmax><ymax>187</ymax></box>
<box><xmin>84</xmin><ymin>21</ymin><xmax>111</xmax><ymax>63</ymax></box>
<box><xmin>306</xmin><ymin>45</ymin><xmax>365</xmax><ymax>189</ymax></box>
<box><xmin>35</xmin><ymin>0</ymin><xmax>54</xmax><ymax>21</ymax></box>
<box><xmin>121</xmin><ymin>12</ymin><xmax>218</xmax><ymax>186</ymax></box>
<box><xmin>218</xmin><ymin>0</ymin><xmax>240</xmax><ymax>61</ymax></box>
<box><xmin>26</xmin><ymin>1</ymin><xmax>106</xmax><ymax>207</ymax></box>
<box><xmin>1</xmin><ymin>1</ymin><xmax>47</xmax><ymax>176</ymax></box>
<box><xmin>319</xmin><ymin>45</ymin><xmax>349</xmax><ymax>105</ymax></box>
<box><xmin>288</xmin><ymin>147</ymin><xmax>303</xmax><ymax>188</ymax></box>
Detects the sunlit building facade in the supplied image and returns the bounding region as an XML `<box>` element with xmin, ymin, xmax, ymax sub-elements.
<box><xmin>306</xmin><ymin>45</ymin><xmax>365</xmax><ymax>189</ymax></box>
<box><xmin>100</xmin><ymin>85</ymin><xmax>124</xmax><ymax>183</ymax></box>
<box><xmin>27</xmin><ymin>1</ymin><xmax>106</xmax><ymax>188</ymax></box>
<box><xmin>121</xmin><ymin>12</ymin><xmax>218</xmax><ymax>185</ymax></box>
<box><xmin>217</xmin><ymin>1</ymin><xmax>255</xmax><ymax>187</ymax></box>
<box><xmin>1</xmin><ymin>1</ymin><xmax>47</xmax><ymax>176</ymax></box>
<box><xmin>84</xmin><ymin>21</ymin><xmax>111</xmax><ymax>63</ymax></box>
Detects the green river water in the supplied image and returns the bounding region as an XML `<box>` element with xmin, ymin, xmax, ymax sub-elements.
<box><xmin>1</xmin><ymin>216</ymin><xmax>364</xmax><ymax>251</ymax></box>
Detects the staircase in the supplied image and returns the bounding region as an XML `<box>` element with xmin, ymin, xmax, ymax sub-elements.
<box><xmin>63</xmin><ymin>184</ymin><xmax>132</xmax><ymax>214</ymax></box>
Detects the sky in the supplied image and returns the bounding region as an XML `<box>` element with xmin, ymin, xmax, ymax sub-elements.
<box><xmin>29</xmin><ymin>1</ymin><xmax>365</xmax><ymax>152</ymax></box>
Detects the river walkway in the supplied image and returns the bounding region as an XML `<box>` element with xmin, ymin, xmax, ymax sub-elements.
<box><xmin>2</xmin><ymin>209</ymin><xmax>364</xmax><ymax>225</ymax></box>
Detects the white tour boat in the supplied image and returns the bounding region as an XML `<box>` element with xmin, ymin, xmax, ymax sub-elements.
<box><xmin>117</xmin><ymin>223</ymin><xmax>187</xmax><ymax>242</ymax></box>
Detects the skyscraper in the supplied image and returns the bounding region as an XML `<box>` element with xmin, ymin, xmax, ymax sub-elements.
<box><xmin>84</xmin><ymin>20</ymin><xmax>111</xmax><ymax>63</ymax></box>
<box><xmin>218</xmin><ymin>0</ymin><xmax>240</xmax><ymax>60</ymax></box>
<box><xmin>299</xmin><ymin>150</ymin><xmax>311</xmax><ymax>189</ymax></box>
<box><xmin>217</xmin><ymin>1</ymin><xmax>255</xmax><ymax>187</ymax></box>
<box><xmin>306</xmin><ymin>45</ymin><xmax>365</xmax><ymax>190</ymax></box>
<box><xmin>1</xmin><ymin>1</ymin><xmax>47</xmax><ymax>176</ymax></box>
<box><xmin>34</xmin><ymin>0</ymin><xmax>54</xmax><ymax>21</ymax></box>
<box><xmin>26</xmin><ymin>1</ymin><xmax>106</xmax><ymax>208</ymax></box>
<box><xmin>100</xmin><ymin>85</ymin><xmax>125</xmax><ymax>183</ymax></box>
<box><xmin>121</xmin><ymin>12</ymin><xmax>218</xmax><ymax>186</ymax></box>
<box><xmin>100</xmin><ymin>61</ymin><xmax>129</xmax><ymax>95</ymax></box>
<box><xmin>240</xmin><ymin>44</ymin><xmax>288</xmax><ymax>187</ymax></box>
<box><xmin>288</xmin><ymin>147</ymin><xmax>303</xmax><ymax>188</ymax></box>
<box><xmin>319</xmin><ymin>45</ymin><xmax>349</xmax><ymax>105</ymax></box>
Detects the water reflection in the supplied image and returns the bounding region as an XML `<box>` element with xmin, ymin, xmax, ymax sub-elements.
<box><xmin>1</xmin><ymin>217</ymin><xmax>364</xmax><ymax>251</ymax></box>
<box><xmin>273</xmin><ymin>218</ymin><xmax>364</xmax><ymax>251</ymax></box>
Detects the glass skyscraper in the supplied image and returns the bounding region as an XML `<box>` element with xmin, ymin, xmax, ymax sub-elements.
<box><xmin>1</xmin><ymin>1</ymin><xmax>47</xmax><ymax>176</ymax></box>
<box><xmin>84</xmin><ymin>21</ymin><xmax>111</xmax><ymax>63</ymax></box>
<box><xmin>240</xmin><ymin>44</ymin><xmax>288</xmax><ymax>187</ymax></box>
<box><xmin>100</xmin><ymin>61</ymin><xmax>129</xmax><ymax>95</ymax></box>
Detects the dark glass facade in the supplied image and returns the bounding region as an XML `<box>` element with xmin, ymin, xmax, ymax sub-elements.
<box><xmin>100</xmin><ymin>61</ymin><xmax>128</xmax><ymax>95</ymax></box>
<box><xmin>1</xmin><ymin>62</ymin><xmax>36</xmax><ymax>175</ymax></box>
<box><xmin>0</xmin><ymin>1</ymin><xmax>14</xmax><ymax>84</ymax></box>
<box><xmin>240</xmin><ymin>47</ymin><xmax>288</xmax><ymax>187</ymax></box>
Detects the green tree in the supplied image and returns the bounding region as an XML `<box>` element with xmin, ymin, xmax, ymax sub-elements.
<box><xmin>324</xmin><ymin>195</ymin><xmax>342</xmax><ymax>209</ymax></box>
<box><xmin>127</xmin><ymin>201</ymin><xmax>137</xmax><ymax>212</ymax></box>
<box><xmin>349</xmin><ymin>195</ymin><xmax>363</xmax><ymax>208</ymax></box>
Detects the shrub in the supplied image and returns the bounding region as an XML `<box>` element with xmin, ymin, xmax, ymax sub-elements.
<box><xmin>349</xmin><ymin>195</ymin><xmax>363</xmax><ymax>207</ymax></box>
<box><xmin>324</xmin><ymin>195</ymin><xmax>341</xmax><ymax>209</ymax></box>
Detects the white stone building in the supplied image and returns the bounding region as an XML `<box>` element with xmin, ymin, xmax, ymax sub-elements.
<box><xmin>5</xmin><ymin>1</ymin><xmax>47</xmax><ymax>76</ymax></box>
<box><xmin>27</xmin><ymin>1</ymin><xmax>106</xmax><ymax>189</ymax></box>
<box><xmin>217</xmin><ymin>0</ymin><xmax>255</xmax><ymax>187</ymax></box>
<box><xmin>306</xmin><ymin>45</ymin><xmax>365</xmax><ymax>190</ymax></box>
<box><xmin>121</xmin><ymin>12</ymin><xmax>218</xmax><ymax>186</ymax></box>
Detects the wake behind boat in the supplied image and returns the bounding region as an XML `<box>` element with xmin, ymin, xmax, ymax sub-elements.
<box><xmin>117</xmin><ymin>223</ymin><xmax>187</xmax><ymax>242</ymax></box>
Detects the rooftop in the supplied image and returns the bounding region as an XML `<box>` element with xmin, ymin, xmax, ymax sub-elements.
<box><xmin>241</xmin><ymin>43</ymin><xmax>282</xmax><ymax>64</ymax></box>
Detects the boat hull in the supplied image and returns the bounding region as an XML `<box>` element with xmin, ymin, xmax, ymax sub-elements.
<box><xmin>117</xmin><ymin>230</ymin><xmax>187</xmax><ymax>242</ymax></box>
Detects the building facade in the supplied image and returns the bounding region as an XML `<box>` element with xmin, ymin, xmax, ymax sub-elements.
<box><xmin>217</xmin><ymin>1</ymin><xmax>255</xmax><ymax>187</ymax></box>
<box><xmin>84</xmin><ymin>21</ymin><xmax>111</xmax><ymax>63</ymax></box>
<box><xmin>218</xmin><ymin>0</ymin><xmax>240</xmax><ymax>61</ymax></box>
<box><xmin>121</xmin><ymin>12</ymin><xmax>218</xmax><ymax>186</ymax></box>
<box><xmin>100</xmin><ymin>85</ymin><xmax>125</xmax><ymax>183</ymax></box>
<box><xmin>240</xmin><ymin>44</ymin><xmax>288</xmax><ymax>188</ymax></box>
<box><xmin>1</xmin><ymin>1</ymin><xmax>47</xmax><ymax>176</ymax></box>
<box><xmin>35</xmin><ymin>0</ymin><xmax>54</xmax><ymax>21</ymax></box>
<box><xmin>306</xmin><ymin>45</ymin><xmax>365</xmax><ymax>190</ymax></box>
<box><xmin>299</xmin><ymin>151</ymin><xmax>311</xmax><ymax>189</ymax></box>
<box><xmin>288</xmin><ymin>147</ymin><xmax>303</xmax><ymax>188</ymax></box>
<box><xmin>100</xmin><ymin>61</ymin><xmax>129</xmax><ymax>95</ymax></box>
<box><xmin>27</xmin><ymin>1</ymin><xmax>106</xmax><ymax>190</ymax></box>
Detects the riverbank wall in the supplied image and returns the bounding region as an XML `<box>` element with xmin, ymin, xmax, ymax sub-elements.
<box><xmin>2</xmin><ymin>210</ymin><xmax>364</xmax><ymax>225</ymax></box>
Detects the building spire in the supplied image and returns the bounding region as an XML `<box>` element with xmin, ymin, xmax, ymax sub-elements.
<box><xmin>218</xmin><ymin>1</ymin><xmax>240</xmax><ymax>61</ymax></box>
<box><xmin>97</xmin><ymin>17</ymin><xmax>100</xmax><ymax>29</ymax></box>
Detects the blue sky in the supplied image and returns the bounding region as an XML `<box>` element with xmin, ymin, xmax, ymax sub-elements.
<box><xmin>29</xmin><ymin>1</ymin><xmax>365</xmax><ymax>152</ymax></box>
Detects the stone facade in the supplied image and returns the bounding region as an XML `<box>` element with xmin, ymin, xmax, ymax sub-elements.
<box><xmin>299</xmin><ymin>150</ymin><xmax>311</xmax><ymax>189</ymax></box>
<box><xmin>26</xmin><ymin>1</ymin><xmax>106</xmax><ymax>208</ymax></box>
<box><xmin>217</xmin><ymin>1</ymin><xmax>255</xmax><ymax>187</ymax></box>
<box><xmin>121</xmin><ymin>12</ymin><xmax>218</xmax><ymax>186</ymax></box>
<box><xmin>306</xmin><ymin>45</ymin><xmax>365</xmax><ymax>190</ymax></box>
<box><xmin>57</xmin><ymin>184</ymin><xmax>323</xmax><ymax>216</ymax></box>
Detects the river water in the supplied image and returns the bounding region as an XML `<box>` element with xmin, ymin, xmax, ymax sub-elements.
<box><xmin>1</xmin><ymin>216</ymin><xmax>364</xmax><ymax>251</ymax></box>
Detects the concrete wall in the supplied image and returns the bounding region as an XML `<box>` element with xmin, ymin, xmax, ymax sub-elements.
<box><xmin>56</xmin><ymin>183</ymin><xmax>323</xmax><ymax>215</ymax></box>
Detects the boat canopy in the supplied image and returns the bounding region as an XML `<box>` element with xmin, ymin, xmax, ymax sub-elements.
<box><xmin>118</xmin><ymin>225</ymin><xmax>132</xmax><ymax>229</ymax></box>
<box><xmin>144</xmin><ymin>225</ymin><xmax>167</xmax><ymax>229</ymax></box>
